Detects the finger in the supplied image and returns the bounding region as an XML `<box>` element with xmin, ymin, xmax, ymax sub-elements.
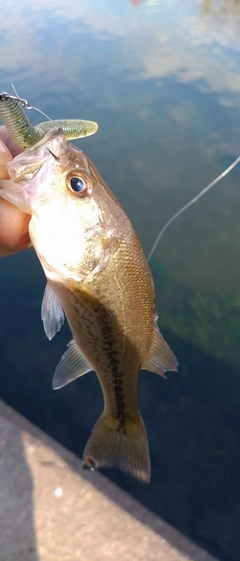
<box><xmin>0</xmin><ymin>135</ymin><xmax>31</xmax><ymax>255</ymax></box>
<box><xmin>0</xmin><ymin>125</ymin><xmax>23</xmax><ymax>157</ymax></box>
<box><xmin>0</xmin><ymin>198</ymin><xmax>31</xmax><ymax>256</ymax></box>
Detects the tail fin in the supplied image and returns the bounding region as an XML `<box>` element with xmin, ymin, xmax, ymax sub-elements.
<box><xmin>83</xmin><ymin>413</ymin><xmax>150</xmax><ymax>484</ymax></box>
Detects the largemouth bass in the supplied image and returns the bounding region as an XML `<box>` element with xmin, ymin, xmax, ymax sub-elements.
<box><xmin>0</xmin><ymin>128</ymin><xmax>177</xmax><ymax>483</ymax></box>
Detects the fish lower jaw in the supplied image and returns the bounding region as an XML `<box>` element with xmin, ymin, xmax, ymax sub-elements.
<box><xmin>0</xmin><ymin>187</ymin><xmax>32</xmax><ymax>214</ymax></box>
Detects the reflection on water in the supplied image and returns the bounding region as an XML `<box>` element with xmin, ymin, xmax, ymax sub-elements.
<box><xmin>202</xmin><ymin>0</ymin><xmax>240</xmax><ymax>18</ymax></box>
<box><xmin>201</xmin><ymin>0</ymin><xmax>240</xmax><ymax>40</ymax></box>
<box><xmin>1</xmin><ymin>1</ymin><xmax>240</xmax><ymax>560</ymax></box>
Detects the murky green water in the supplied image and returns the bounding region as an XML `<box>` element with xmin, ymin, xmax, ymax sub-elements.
<box><xmin>1</xmin><ymin>1</ymin><xmax>240</xmax><ymax>559</ymax></box>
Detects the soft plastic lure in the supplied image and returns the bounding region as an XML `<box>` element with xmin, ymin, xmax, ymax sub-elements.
<box><xmin>0</xmin><ymin>92</ymin><xmax>98</xmax><ymax>149</ymax></box>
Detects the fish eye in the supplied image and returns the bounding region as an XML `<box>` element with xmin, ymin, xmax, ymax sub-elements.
<box><xmin>71</xmin><ymin>177</ymin><xmax>85</xmax><ymax>192</ymax></box>
<box><xmin>66</xmin><ymin>171</ymin><xmax>91</xmax><ymax>197</ymax></box>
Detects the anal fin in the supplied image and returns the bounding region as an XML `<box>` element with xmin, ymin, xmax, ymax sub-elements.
<box><xmin>144</xmin><ymin>328</ymin><xmax>178</xmax><ymax>377</ymax></box>
<box><xmin>53</xmin><ymin>339</ymin><xmax>93</xmax><ymax>389</ymax></box>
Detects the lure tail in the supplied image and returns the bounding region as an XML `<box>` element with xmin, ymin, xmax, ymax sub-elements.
<box><xmin>0</xmin><ymin>92</ymin><xmax>98</xmax><ymax>149</ymax></box>
<box><xmin>83</xmin><ymin>412</ymin><xmax>150</xmax><ymax>484</ymax></box>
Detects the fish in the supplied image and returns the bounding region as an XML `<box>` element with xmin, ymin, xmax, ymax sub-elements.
<box><xmin>0</xmin><ymin>127</ymin><xmax>178</xmax><ymax>483</ymax></box>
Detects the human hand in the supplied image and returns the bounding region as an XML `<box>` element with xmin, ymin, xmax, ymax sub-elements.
<box><xmin>0</xmin><ymin>126</ymin><xmax>31</xmax><ymax>256</ymax></box>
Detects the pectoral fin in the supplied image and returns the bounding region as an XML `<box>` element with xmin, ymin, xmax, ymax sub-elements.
<box><xmin>144</xmin><ymin>328</ymin><xmax>178</xmax><ymax>377</ymax></box>
<box><xmin>53</xmin><ymin>339</ymin><xmax>93</xmax><ymax>390</ymax></box>
<box><xmin>41</xmin><ymin>283</ymin><xmax>65</xmax><ymax>340</ymax></box>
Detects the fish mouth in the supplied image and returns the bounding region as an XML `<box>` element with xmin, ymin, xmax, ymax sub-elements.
<box><xmin>0</xmin><ymin>181</ymin><xmax>32</xmax><ymax>213</ymax></box>
<box><xmin>0</xmin><ymin>167</ymin><xmax>42</xmax><ymax>213</ymax></box>
<box><xmin>7</xmin><ymin>127</ymin><xmax>66</xmax><ymax>176</ymax></box>
<box><xmin>0</xmin><ymin>128</ymin><xmax>68</xmax><ymax>212</ymax></box>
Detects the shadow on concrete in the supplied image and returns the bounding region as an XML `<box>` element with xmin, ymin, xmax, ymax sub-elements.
<box><xmin>0</xmin><ymin>406</ymin><xmax>39</xmax><ymax>561</ymax></box>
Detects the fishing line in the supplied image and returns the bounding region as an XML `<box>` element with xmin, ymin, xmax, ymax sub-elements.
<box><xmin>11</xmin><ymin>83</ymin><xmax>52</xmax><ymax>121</ymax></box>
<box><xmin>147</xmin><ymin>154</ymin><xmax>240</xmax><ymax>262</ymax></box>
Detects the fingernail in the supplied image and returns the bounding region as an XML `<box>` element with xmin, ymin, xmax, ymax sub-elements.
<box><xmin>0</xmin><ymin>140</ymin><xmax>13</xmax><ymax>163</ymax></box>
